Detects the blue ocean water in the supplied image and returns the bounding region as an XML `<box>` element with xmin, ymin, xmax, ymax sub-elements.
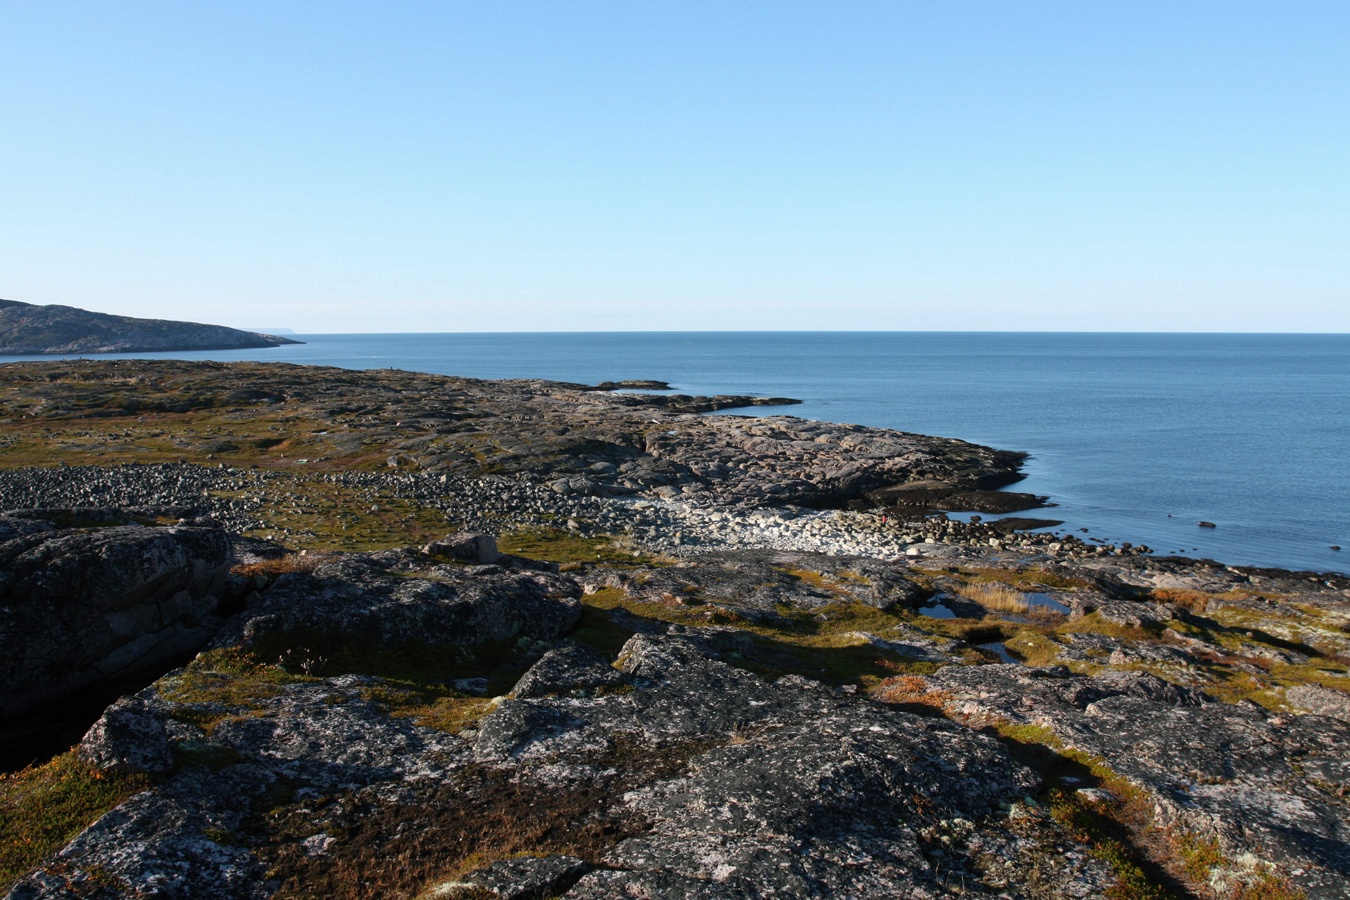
<box><xmin>4</xmin><ymin>332</ymin><xmax>1347</xmax><ymax>575</ymax></box>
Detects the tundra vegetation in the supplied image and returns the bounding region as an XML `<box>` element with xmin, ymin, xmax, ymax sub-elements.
<box><xmin>0</xmin><ymin>359</ymin><xmax>1346</xmax><ymax>899</ymax></box>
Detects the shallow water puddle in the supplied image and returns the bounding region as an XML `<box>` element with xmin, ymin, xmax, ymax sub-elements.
<box><xmin>1026</xmin><ymin>592</ymin><xmax>1071</xmax><ymax>615</ymax></box>
<box><xmin>977</xmin><ymin>642</ymin><xmax>1021</xmax><ymax>664</ymax></box>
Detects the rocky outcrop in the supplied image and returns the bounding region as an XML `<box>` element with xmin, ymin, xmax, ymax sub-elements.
<box><xmin>10</xmin><ymin>628</ymin><xmax>1081</xmax><ymax>900</ymax></box>
<box><xmin>227</xmin><ymin>548</ymin><xmax>583</xmax><ymax>652</ymax></box>
<box><xmin>866</xmin><ymin>478</ymin><xmax>1046</xmax><ymax>514</ymax></box>
<box><xmin>474</xmin><ymin>632</ymin><xmax>1045</xmax><ymax>898</ymax></box>
<box><xmin>422</xmin><ymin>532</ymin><xmax>503</xmax><ymax>564</ymax></box>
<box><xmin>592</xmin><ymin>548</ymin><xmax>931</xmax><ymax>626</ymax></box>
<box><xmin>0</xmin><ymin>518</ymin><xmax>230</xmax><ymax>717</ymax></box>
<box><xmin>0</xmin><ymin>360</ymin><xmax>1025</xmax><ymax>511</ymax></box>
<box><xmin>0</xmin><ymin>299</ymin><xmax>300</xmax><ymax>354</ymax></box>
<box><xmin>920</xmin><ymin>662</ymin><xmax>1350</xmax><ymax>899</ymax></box>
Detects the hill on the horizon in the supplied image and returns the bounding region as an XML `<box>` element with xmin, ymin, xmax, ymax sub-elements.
<box><xmin>0</xmin><ymin>299</ymin><xmax>302</xmax><ymax>355</ymax></box>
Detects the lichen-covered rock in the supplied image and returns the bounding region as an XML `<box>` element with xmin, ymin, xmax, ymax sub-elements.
<box><xmin>925</xmin><ymin>662</ymin><xmax>1350</xmax><ymax>899</ymax></box>
<box><xmin>445</xmin><ymin>854</ymin><xmax>591</xmax><ymax>899</ymax></box>
<box><xmin>13</xmin><ymin>630</ymin><xmax>1056</xmax><ymax>900</ymax></box>
<box><xmin>5</xmin><ymin>765</ymin><xmax>279</xmax><ymax>900</ymax></box>
<box><xmin>596</xmin><ymin>703</ymin><xmax>1034</xmax><ymax>897</ymax></box>
<box><xmin>77</xmin><ymin>693</ymin><xmax>174</xmax><ymax>775</ymax></box>
<box><xmin>510</xmin><ymin>645</ymin><xmax>626</xmax><ymax>699</ymax></box>
<box><xmin>0</xmin><ymin>520</ymin><xmax>230</xmax><ymax>717</ymax></box>
<box><xmin>467</xmin><ymin>632</ymin><xmax>1046</xmax><ymax>897</ymax></box>
<box><xmin>1287</xmin><ymin>683</ymin><xmax>1350</xmax><ymax>722</ymax></box>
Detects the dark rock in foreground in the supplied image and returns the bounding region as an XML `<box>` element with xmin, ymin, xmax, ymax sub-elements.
<box><xmin>227</xmin><ymin>547</ymin><xmax>583</xmax><ymax>653</ymax></box>
<box><xmin>0</xmin><ymin>298</ymin><xmax>300</xmax><ymax>354</ymax></box>
<box><xmin>11</xmin><ymin>621</ymin><xmax>1056</xmax><ymax>899</ymax></box>
<box><xmin>0</xmin><ymin>513</ymin><xmax>230</xmax><ymax>718</ymax></box>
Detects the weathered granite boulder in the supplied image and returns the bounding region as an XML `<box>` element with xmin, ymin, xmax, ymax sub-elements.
<box><xmin>421</xmin><ymin>531</ymin><xmax>503</xmax><ymax>565</ymax></box>
<box><xmin>1287</xmin><ymin>683</ymin><xmax>1350</xmax><ymax>722</ymax></box>
<box><xmin>77</xmin><ymin>693</ymin><xmax>175</xmax><ymax>775</ymax></box>
<box><xmin>0</xmin><ymin>521</ymin><xmax>230</xmax><ymax>717</ymax></box>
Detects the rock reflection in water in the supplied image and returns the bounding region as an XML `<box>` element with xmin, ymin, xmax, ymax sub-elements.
<box><xmin>977</xmin><ymin>642</ymin><xmax>1021</xmax><ymax>664</ymax></box>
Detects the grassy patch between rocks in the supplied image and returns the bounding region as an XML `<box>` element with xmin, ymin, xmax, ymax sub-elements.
<box><xmin>358</xmin><ymin>684</ymin><xmax>498</xmax><ymax>735</ymax></box>
<box><xmin>247</xmin><ymin>628</ymin><xmax>530</xmax><ymax>695</ymax></box>
<box><xmin>0</xmin><ymin>751</ymin><xmax>153</xmax><ymax>893</ymax></box>
<box><xmin>577</xmin><ymin>589</ymin><xmax>938</xmax><ymax>686</ymax></box>
<box><xmin>497</xmin><ymin>528</ymin><xmax>660</xmax><ymax>567</ymax></box>
<box><xmin>158</xmin><ymin>648</ymin><xmax>320</xmax><ymax>734</ymax></box>
<box><xmin>243</xmin><ymin>628</ymin><xmax>542</xmax><ymax>735</ymax></box>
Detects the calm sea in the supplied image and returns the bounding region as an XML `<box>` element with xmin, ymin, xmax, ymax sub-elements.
<box><xmin>5</xmin><ymin>332</ymin><xmax>1347</xmax><ymax>575</ymax></box>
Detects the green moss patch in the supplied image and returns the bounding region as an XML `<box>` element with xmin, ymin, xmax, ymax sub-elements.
<box><xmin>577</xmin><ymin>590</ymin><xmax>939</xmax><ymax>686</ymax></box>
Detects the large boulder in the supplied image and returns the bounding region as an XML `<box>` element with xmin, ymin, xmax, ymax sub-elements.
<box><xmin>228</xmin><ymin>550</ymin><xmax>582</xmax><ymax>652</ymax></box>
<box><xmin>0</xmin><ymin>521</ymin><xmax>230</xmax><ymax>717</ymax></box>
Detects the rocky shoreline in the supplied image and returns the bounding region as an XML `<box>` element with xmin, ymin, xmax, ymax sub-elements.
<box><xmin>2</xmin><ymin>360</ymin><xmax>1348</xmax><ymax>899</ymax></box>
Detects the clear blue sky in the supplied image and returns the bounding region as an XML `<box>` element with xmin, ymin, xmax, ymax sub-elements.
<box><xmin>2</xmin><ymin>1</ymin><xmax>1346</xmax><ymax>332</ymax></box>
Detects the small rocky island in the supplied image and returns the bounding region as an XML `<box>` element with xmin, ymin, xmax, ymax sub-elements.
<box><xmin>0</xmin><ymin>299</ymin><xmax>301</xmax><ymax>355</ymax></box>
<box><xmin>1</xmin><ymin>360</ymin><xmax>1347</xmax><ymax>899</ymax></box>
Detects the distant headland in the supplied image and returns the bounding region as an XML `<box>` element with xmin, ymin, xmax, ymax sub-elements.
<box><xmin>0</xmin><ymin>298</ymin><xmax>303</xmax><ymax>354</ymax></box>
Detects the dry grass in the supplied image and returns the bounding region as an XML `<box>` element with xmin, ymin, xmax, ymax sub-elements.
<box><xmin>231</xmin><ymin>553</ymin><xmax>334</xmax><ymax>580</ymax></box>
<box><xmin>1149</xmin><ymin>588</ymin><xmax>1219</xmax><ymax>614</ymax></box>
<box><xmin>964</xmin><ymin>566</ymin><xmax>1093</xmax><ymax>591</ymax></box>
<box><xmin>1004</xmin><ymin>631</ymin><xmax>1067</xmax><ymax>667</ymax></box>
<box><xmin>776</xmin><ymin>567</ymin><xmax>849</xmax><ymax>598</ymax></box>
<box><xmin>955</xmin><ymin>582</ymin><xmax>1029</xmax><ymax>614</ymax></box>
<box><xmin>869</xmin><ymin>675</ymin><xmax>951</xmax><ymax>714</ymax></box>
